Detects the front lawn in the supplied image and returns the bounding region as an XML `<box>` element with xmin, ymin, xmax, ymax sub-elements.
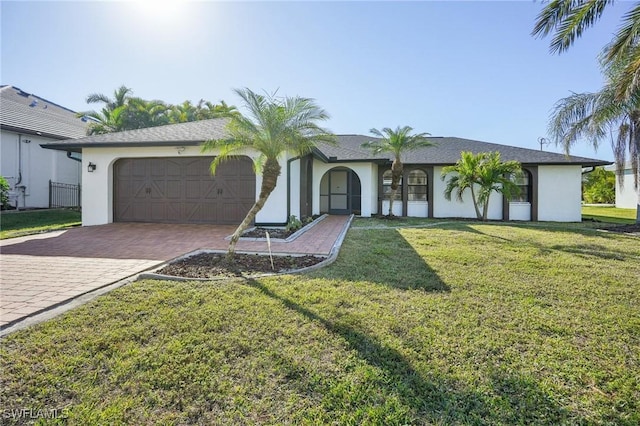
<box><xmin>1</xmin><ymin>222</ymin><xmax>638</xmax><ymax>424</ymax></box>
<box><xmin>0</xmin><ymin>209</ymin><xmax>81</xmax><ymax>239</ymax></box>
<box><xmin>582</xmin><ymin>205</ymin><xmax>637</xmax><ymax>224</ymax></box>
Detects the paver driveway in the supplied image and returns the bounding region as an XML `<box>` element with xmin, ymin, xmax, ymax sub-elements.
<box><xmin>0</xmin><ymin>215</ymin><xmax>350</xmax><ymax>330</ymax></box>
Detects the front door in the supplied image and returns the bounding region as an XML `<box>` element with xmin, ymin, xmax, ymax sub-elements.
<box><xmin>320</xmin><ymin>168</ymin><xmax>362</xmax><ymax>215</ymax></box>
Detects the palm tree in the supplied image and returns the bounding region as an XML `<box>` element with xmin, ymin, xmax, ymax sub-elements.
<box><xmin>85</xmin><ymin>85</ymin><xmax>133</xmax><ymax>111</ymax></box>
<box><xmin>549</xmin><ymin>65</ymin><xmax>640</xmax><ymax>223</ymax></box>
<box><xmin>201</xmin><ymin>88</ymin><xmax>335</xmax><ymax>260</ymax></box>
<box><xmin>361</xmin><ymin>126</ymin><xmax>434</xmax><ymax>216</ymax></box>
<box><xmin>532</xmin><ymin>1</ymin><xmax>640</xmax><ymax>101</ymax></box>
<box><xmin>442</xmin><ymin>151</ymin><xmax>522</xmax><ymax>221</ymax></box>
<box><xmin>196</xmin><ymin>99</ymin><xmax>239</xmax><ymax>120</ymax></box>
<box><xmin>82</xmin><ymin>105</ymin><xmax>126</xmax><ymax>135</ymax></box>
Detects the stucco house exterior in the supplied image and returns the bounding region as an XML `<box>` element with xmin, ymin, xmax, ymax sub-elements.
<box><xmin>0</xmin><ymin>85</ymin><xmax>89</xmax><ymax>209</ymax></box>
<box><xmin>605</xmin><ymin>160</ymin><xmax>639</xmax><ymax>209</ymax></box>
<box><xmin>41</xmin><ymin>118</ymin><xmax>609</xmax><ymax>226</ymax></box>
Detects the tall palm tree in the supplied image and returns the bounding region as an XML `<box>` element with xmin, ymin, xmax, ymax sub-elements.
<box><xmin>532</xmin><ymin>0</ymin><xmax>640</xmax><ymax>101</ymax></box>
<box><xmin>202</xmin><ymin>88</ymin><xmax>335</xmax><ymax>260</ymax></box>
<box><xmin>549</xmin><ymin>65</ymin><xmax>640</xmax><ymax>223</ymax></box>
<box><xmin>442</xmin><ymin>151</ymin><xmax>522</xmax><ymax>221</ymax></box>
<box><xmin>361</xmin><ymin>126</ymin><xmax>433</xmax><ymax>216</ymax></box>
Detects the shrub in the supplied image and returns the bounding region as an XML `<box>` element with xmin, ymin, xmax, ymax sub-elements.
<box><xmin>0</xmin><ymin>177</ymin><xmax>10</xmax><ymax>210</ymax></box>
<box><xmin>583</xmin><ymin>167</ymin><xmax>615</xmax><ymax>204</ymax></box>
<box><xmin>285</xmin><ymin>215</ymin><xmax>303</xmax><ymax>232</ymax></box>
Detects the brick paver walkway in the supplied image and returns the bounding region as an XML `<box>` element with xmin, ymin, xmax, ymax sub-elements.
<box><xmin>0</xmin><ymin>215</ymin><xmax>350</xmax><ymax>330</ymax></box>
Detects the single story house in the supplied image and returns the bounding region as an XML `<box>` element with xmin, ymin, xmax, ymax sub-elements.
<box><xmin>605</xmin><ymin>161</ymin><xmax>640</xmax><ymax>209</ymax></box>
<box><xmin>0</xmin><ymin>85</ymin><xmax>89</xmax><ymax>209</ymax></box>
<box><xmin>41</xmin><ymin>118</ymin><xmax>609</xmax><ymax>226</ymax></box>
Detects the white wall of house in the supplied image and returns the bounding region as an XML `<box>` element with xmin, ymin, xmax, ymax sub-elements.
<box><xmin>312</xmin><ymin>161</ymin><xmax>377</xmax><ymax>217</ymax></box>
<box><xmin>537</xmin><ymin>165</ymin><xmax>582</xmax><ymax>221</ymax></box>
<box><xmin>381</xmin><ymin>199</ymin><xmax>403</xmax><ymax>216</ymax></box>
<box><xmin>432</xmin><ymin>166</ymin><xmax>503</xmax><ymax>220</ymax></box>
<box><xmin>0</xmin><ymin>129</ymin><xmax>81</xmax><ymax>209</ymax></box>
<box><xmin>509</xmin><ymin>202</ymin><xmax>531</xmax><ymax>221</ymax></box>
<box><xmin>80</xmin><ymin>145</ymin><xmax>281</xmax><ymax>226</ymax></box>
<box><xmin>615</xmin><ymin>164</ymin><xmax>639</xmax><ymax>209</ymax></box>
<box><xmin>407</xmin><ymin>201</ymin><xmax>428</xmax><ymax>217</ymax></box>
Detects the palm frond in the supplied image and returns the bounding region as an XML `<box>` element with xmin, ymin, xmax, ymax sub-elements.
<box><xmin>533</xmin><ymin>0</ymin><xmax>614</xmax><ymax>54</ymax></box>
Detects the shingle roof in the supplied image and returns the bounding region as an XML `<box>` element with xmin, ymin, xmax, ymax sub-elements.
<box><xmin>0</xmin><ymin>85</ymin><xmax>89</xmax><ymax>139</ymax></box>
<box><xmin>42</xmin><ymin>117</ymin><xmax>230</xmax><ymax>151</ymax></box>
<box><xmin>40</xmin><ymin>117</ymin><xmax>610</xmax><ymax>167</ymax></box>
<box><xmin>318</xmin><ymin>134</ymin><xmax>610</xmax><ymax>167</ymax></box>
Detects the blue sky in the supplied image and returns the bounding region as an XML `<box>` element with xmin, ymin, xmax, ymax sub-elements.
<box><xmin>1</xmin><ymin>0</ymin><xmax>631</xmax><ymax>161</ymax></box>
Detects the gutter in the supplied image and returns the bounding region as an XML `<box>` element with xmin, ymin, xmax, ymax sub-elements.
<box><xmin>66</xmin><ymin>151</ymin><xmax>82</xmax><ymax>162</ymax></box>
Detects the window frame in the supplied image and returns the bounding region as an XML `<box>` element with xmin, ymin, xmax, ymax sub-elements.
<box><xmin>407</xmin><ymin>169</ymin><xmax>428</xmax><ymax>202</ymax></box>
<box><xmin>382</xmin><ymin>169</ymin><xmax>402</xmax><ymax>201</ymax></box>
<box><xmin>510</xmin><ymin>170</ymin><xmax>532</xmax><ymax>203</ymax></box>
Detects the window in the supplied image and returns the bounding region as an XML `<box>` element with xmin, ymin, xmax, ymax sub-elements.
<box><xmin>382</xmin><ymin>170</ymin><xmax>402</xmax><ymax>200</ymax></box>
<box><xmin>407</xmin><ymin>170</ymin><xmax>428</xmax><ymax>201</ymax></box>
<box><xmin>510</xmin><ymin>170</ymin><xmax>532</xmax><ymax>202</ymax></box>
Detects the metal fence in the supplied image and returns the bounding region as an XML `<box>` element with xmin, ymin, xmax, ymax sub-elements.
<box><xmin>49</xmin><ymin>180</ymin><xmax>81</xmax><ymax>209</ymax></box>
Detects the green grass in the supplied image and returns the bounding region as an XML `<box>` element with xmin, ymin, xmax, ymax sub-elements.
<box><xmin>1</xmin><ymin>222</ymin><xmax>639</xmax><ymax>424</ymax></box>
<box><xmin>582</xmin><ymin>205</ymin><xmax>637</xmax><ymax>224</ymax></box>
<box><xmin>0</xmin><ymin>209</ymin><xmax>81</xmax><ymax>239</ymax></box>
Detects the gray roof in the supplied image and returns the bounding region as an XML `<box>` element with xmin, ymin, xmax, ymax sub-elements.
<box><xmin>0</xmin><ymin>85</ymin><xmax>89</xmax><ymax>139</ymax></box>
<box><xmin>41</xmin><ymin>117</ymin><xmax>610</xmax><ymax>167</ymax></box>
<box><xmin>318</xmin><ymin>134</ymin><xmax>610</xmax><ymax>167</ymax></box>
<box><xmin>42</xmin><ymin>117</ymin><xmax>230</xmax><ymax>151</ymax></box>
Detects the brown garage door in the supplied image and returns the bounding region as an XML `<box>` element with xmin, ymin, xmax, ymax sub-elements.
<box><xmin>114</xmin><ymin>156</ymin><xmax>255</xmax><ymax>224</ymax></box>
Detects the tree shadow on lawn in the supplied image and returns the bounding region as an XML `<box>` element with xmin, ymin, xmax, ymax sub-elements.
<box><xmin>312</xmin><ymin>228</ymin><xmax>450</xmax><ymax>291</ymax></box>
<box><xmin>245</xmin><ymin>277</ymin><xmax>576</xmax><ymax>424</ymax></box>
<box><xmin>427</xmin><ymin>222</ymin><xmax>638</xmax><ymax>262</ymax></box>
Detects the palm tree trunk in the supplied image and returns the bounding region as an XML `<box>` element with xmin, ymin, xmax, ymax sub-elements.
<box><xmin>389</xmin><ymin>160</ymin><xmax>403</xmax><ymax>217</ymax></box>
<box><xmin>388</xmin><ymin>188</ymin><xmax>397</xmax><ymax>216</ymax></box>
<box><xmin>470</xmin><ymin>186</ymin><xmax>482</xmax><ymax>220</ymax></box>
<box><xmin>482</xmin><ymin>193</ymin><xmax>491</xmax><ymax>221</ymax></box>
<box><xmin>226</xmin><ymin>158</ymin><xmax>281</xmax><ymax>261</ymax></box>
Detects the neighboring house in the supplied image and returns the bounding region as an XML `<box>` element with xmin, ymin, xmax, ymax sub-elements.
<box><xmin>605</xmin><ymin>161</ymin><xmax>639</xmax><ymax>209</ymax></box>
<box><xmin>0</xmin><ymin>85</ymin><xmax>88</xmax><ymax>209</ymax></box>
<box><xmin>41</xmin><ymin>118</ymin><xmax>609</xmax><ymax>226</ymax></box>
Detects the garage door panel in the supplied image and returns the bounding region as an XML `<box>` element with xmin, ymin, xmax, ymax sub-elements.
<box><xmin>114</xmin><ymin>156</ymin><xmax>255</xmax><ymax>224</ymax></box>
<box><xmin>166</xmin><ymin>180</ymin><xmax>182</xmax><ymax>199</ymax></box>
<box><xmin>131</xmin><ymin>159</ymin><xmax>147</xmax><ymax>176</ymax></box>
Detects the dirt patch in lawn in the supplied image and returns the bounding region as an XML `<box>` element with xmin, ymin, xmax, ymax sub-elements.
<box><xmin>156</xmin><ymin>252</ymin><xmax>326</xmax><ymax>279</ymax></box>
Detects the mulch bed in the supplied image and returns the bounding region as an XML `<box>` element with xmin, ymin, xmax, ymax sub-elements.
<box><xmin>156</xmin><ymin>252</ymin><xmax>326</xmax><ymax>279</ymax></box>
<box><xmin>242</xmin><ymin>228</ymin><xmax>293</xmax><ymax>239</ymax></box>
<box><xmin>596</xmin><ymin>223</ymin><xmax>640</xmax><ymax>236</ymax></box>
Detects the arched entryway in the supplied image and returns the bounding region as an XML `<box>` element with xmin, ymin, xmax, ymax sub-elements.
<box><xmin>320</xmin><ymin>167</ymin><xmax>361</xmax><ymax>215</ymax></box>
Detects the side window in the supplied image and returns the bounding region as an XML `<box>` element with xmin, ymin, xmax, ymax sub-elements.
<box><xmin>382</xmin><ymin>170</ymin><xmax>402</xmax><ymax>200</ymax></box>
<box><xmin>408</xmin><ymin>170</ymin><xmax>428</xmax><ymax>201</ymax></box>
<box><xmin>511</xmin><ymin>170</ymin><xmax>532</xmax><ymax>202</ymax></box>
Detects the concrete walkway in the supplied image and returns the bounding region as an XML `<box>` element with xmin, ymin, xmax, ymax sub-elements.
<box><xmin>0</xmin><ymin>215</ymin><xmax>351</xmax><ymax>332</ymax></box>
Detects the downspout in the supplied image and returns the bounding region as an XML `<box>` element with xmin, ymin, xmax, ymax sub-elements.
<box><xmin>15</xmin><ymin>134</ymin><xmax>25</xmax><ymax>209</ymax></box>
<box><xmin>16</xmin><ymin>134</ymin><xmax>23</xmax><ymax>186</ymax></box>
<box><xmin>286</xmin><ymin>155</ymin><xmax>301</xmax><ymax>222</ymax></box>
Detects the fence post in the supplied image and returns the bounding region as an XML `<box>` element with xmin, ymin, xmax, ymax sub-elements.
<box><xmin>49</xmin><ymin>180</ymin><xmax>52</xmax><ymax>208</ymax></box>
<box><xmin>77</xmin><ymin>184</ymin><xmax>81</xmax><ymax>210</ymax></box>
